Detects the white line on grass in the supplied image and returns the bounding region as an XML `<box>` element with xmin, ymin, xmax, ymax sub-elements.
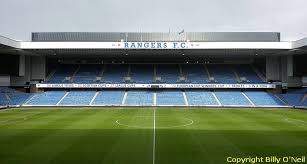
<box><xmin>284</xmin><ymin>118</ymin><xmax>307</xmax><ymax>125</ymax></box>
<box><xmin>0</xmin><ymin>112</ymin><xmax>44</xmax><ymax>126</ymax></box>
<box><xmin>153</xmin><ymin>109</ymin><xmax>156</xmax><ymax>164</ymax></box>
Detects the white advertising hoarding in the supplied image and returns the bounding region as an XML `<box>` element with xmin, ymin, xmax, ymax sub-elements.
<box><xmin>36</xmin><ymin>83</ymin><xmax>276</xmax><ymax>89</ymax></box>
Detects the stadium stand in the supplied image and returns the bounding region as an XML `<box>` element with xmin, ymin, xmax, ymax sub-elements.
<box><xmin>0</xmin><ymin>93</ymin><xmax>9</xmax><ymax>106</ymax></box>
<box><xmin>125</xmin><ymin>91</ymin><xmax>153</xmax><ymax>106</ymax></box>
<box><xmin>0</xmin><ymin>87</ymin><xmax>31</xmax><ymax>106</ymax></box>
<box><xmin>156</xmin><ymin>65</ymin><xmax>180</xmax><ymax>83</ymax></box>
<box><xmin>47</xmin><ymin>65</ymin><xmax>78</xmax><ymax>83</ymax></box>
<box><xmin>6</xmin><ymin>62</ymin><xmax>304</xmax><ymax>107</ymax></box>
<box><xmin>215</xmin><ymin>91</ymin><xmax>253</xmax><ymax>106</ymax></box>
<box><xmin>287</xmin><ymin>88</ymin><xmax>307</xmax><ymax>94</ymax></box>
<box><xmin>156</xmin><ymin>91</ymin><xmax>185</xmax><ymax>105</ymax></box>
<box><xmin>44</xmin><ymin>64</ymin><xmax>268</xmax><ymax>84</ymax></box>
<box><xmin>278</xmin><ymin>94</ymin><xmax>304</xmax><ymax>106</ymax></box>
<box><xmin>253</xmin><ymin>64</ymin><xmax>266</xmax><ymax>77</ymax></box>
<box><xmin>130</xmin><ymin>65</ymin><xmax>154</xmax><ymax>83</ymax></box>
<box><xmin>185</xmin><ymin>90</ymin><xmax>219</xmax><ymax>106</ymax></box>
<box><xmin>92</xmin><ymin>90</ymin><xmax>125</xmax><ymax>105</ymax></box>
<box><xmin>206</xmin><ymin>65</ymin><xmax>238</xmax><ymax>83</ymax></box>
<box><xmin>103</xmin><ymin>65</ymin><xmax>128</xmax><ymax>83</ymax></box>
<box><xmin>244</xmin><ymin>91</ymin><xmax>285</xmax><ymax>106</ymax></box>
<box><xmin>181</xmin><ymin>65</ymin><xmax>208</xmax><ymax>83</ymax></box>
<box><xmin>7</xmin><ymin>92</ymin><xmax>31</xmax><ymax>105</ymax></box>
<box><xmin>233</xmin><ymin>65</ymin><xmax>263</xmax><ymax>83</ymax></box>
<box><xmin>301</xmin><ymin>97</ymin><xmax>307</xmax><ymax>106</ymax></box>
<box><xmin>18</xmin><ymin>89</ymin><xmax>307</xmax><ymax>107</ymax></box>
<box><xmin>26</xmin><ymin>91</ymin><xmax>66</xmax><ymax>105</ymax></box>
<box><xmin>73</xmin><ymin>65</ymin><xmax>101</xmax><ymax>83</ymax></box>
<box><xmin>2</xmin><ymin>32</ymin><xmax>307</xmax><ymax>109</ymax></box>
<box><xmin>59</xmin><ymin>91</ymin><xmax>96</xmax><ymax>105</ymax></box>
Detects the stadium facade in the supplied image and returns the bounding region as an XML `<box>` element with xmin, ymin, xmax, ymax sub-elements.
<box><xmin>0</xmin><ymin>32</ymin><xmax>307</xmax><ymax>107</ymax></box>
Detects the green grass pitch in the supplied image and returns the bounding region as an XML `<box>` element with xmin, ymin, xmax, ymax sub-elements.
<box><xmin>0</xmin><ymin>107</ymin><xmax>307</xmax><ymax>164</ymax></box>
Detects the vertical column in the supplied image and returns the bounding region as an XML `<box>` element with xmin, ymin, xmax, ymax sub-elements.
<box><xmin>19</xmin><ymin>55</ymin><xmax>25</xmax><ymax>76</ymax></box>
<box><xmin>31</xmin><ymin>56</ymin><xmax>46</xmax><ymax>80</ymax></box>
<box><xmin>287</xmin><ymin>55</ymin><xmax>293</xmax><ymax>77</ymax></box>
<box><xmin>266</xmin><ymin>56</ymin><xmax>280</xmax><ymax>82</ymax></box>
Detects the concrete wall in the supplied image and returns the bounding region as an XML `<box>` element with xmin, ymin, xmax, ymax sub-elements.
<box><xmin>266</xmin><ymin>56</ymin><xmax>281</xmax><ymax>81</ymax></box>
<box><xmin>266</xmin><ymin>55</ymin><xmax>302</xmax><ymax>88</ymax></box>
<box><xmin>10</xmin><ymin>55</ymin><xmax>45</xmax><ymax>86</ymax></box>
<box><xmin>0</xmin><ymin>76</ymin><xmax>10</xmax><ymax>86</ymax></box>
<box><xmin>31</xmin><ymin>56</ymin><xmax>46</xmax><ymax>80</ymax></box>
<box><xmin>280</xmin><ymin>55</ymin><xmax>302</xmax><ymax>87</ymax></box>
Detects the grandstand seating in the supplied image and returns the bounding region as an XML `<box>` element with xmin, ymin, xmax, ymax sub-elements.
<box><xmin>254</xmin><ymin>64</ymin><xmax>266</xmax><ymax>76</ymax></box>
<box><xmin>0</xmin><ymin>87</ymin><xmax>31</xmax><ymax>106</ymax></box>
<box><xmin>278</xmin><ymin>94</ymin><xmax>304</xmax><ymax>106</ymax></box>
<box><xmin>26</xmin><ymin>91</ymin><xmax>66</xmax><ymax>105</ymax></box>
<box><xmin>17</xmin><ymin>89</ymin><xmax>307</xmax><ymax>107</ymax></box>
<box><xmin>156</xmin><ymin>91</ymin><xmax>185</xmax><ymax>105</ymax></box>
<box><xmin>103</xmin><ymin>65</ymin><xmax>128</xmax><ymax>83</ymax></box>
<box><xmin>233</xmin><ymin>65</ymin><xmax>263</xmax><ymax>83</ymax></box>
<box><xmin>244</xmin><ymin>91</ymin><xmax>284</xmax><ymax>106</ymax></box>
<box><xmin>47</xmin><ymin>65</ymin><xmax>78</xmax><ymax>83</ymax></box>
<box><xmin>185</xmin><ymin>90</ymin><xmax>219</xmax><ymax>106</ymax></box>
<box><xmin>215</xmin><ymin>91</ymin><xmax>252</xmax><ymax>106</ymax></box>
<box><xmin>7</xmin><ymin>92</ymin><xmax>32</xmax><ymax>105</ymax></box>
<box><xmin>156</xmin><ymin>65</ymin><xmax>180</xmax><ymax>83</ymax></box>
<box><xmin>130</xmin><ymin>65</ymin><xmax>153</xmax><ymax>83</ymax></box>
<box><xmin>182</xmin><ymin>65</ymin><xmax>208</xmax><ymax>83</ymax></box>
<box><xmin>20</xmin><ymin>64</ymin><xmax>307</xmax><ymax>108</ymax></box>
<box><xmin>287</xmin><ymin>88</ymin><xmax>307</xmax><ymax>94</ymax></box>
<box><xmin>301</xmin><ymin>97</ymin><xmax>307</xmax><ymax>106</ymax></box>
<box><xmin>206</xmin><ymin>65</ymin><xmax>238</xmax><ymax>83</ymax></box>
<box><xmin>73</xmin><ymin>65</ymin><xmax>101</xmax><ymax>83</ymax></box>
<box><xmin>92</xmin><ymin>90</ymin><xmax>125</xmax><ymax>105</ymax></box>
<box><xmin>0</xmin><ymin>93</ymin><xmax>9</xmax><ymax>105</ymax></box>
<box><xmin>59</xmin><ymin>91</ymin><xmax>96</xmax><ymax>105</ymax></box>
<box><xmin>44</xmin><ymin>64</ymin><xmax>269</xmax><ymax>84</ymax></box>
<box><xmin>125</xmin><ymin>91</ymin><xmax>153</xmax><ymax>105</ymax></box>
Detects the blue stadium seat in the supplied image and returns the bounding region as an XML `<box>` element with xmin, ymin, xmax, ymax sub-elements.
<box><xmin>73</xmin><ymin>65</ymin><xmax>101</xmax><ymax>83</ymax></box>
<box><xmin>103</xmin><ymin>65</ymin><xmax>128</xmax><ymax>83</ymax></box>
<box><xmin>0</xmin><ymin>93</ymin><xmax>9</xmax><ymax>105</ymax></box>
<box><xmin>92</xmin><ymin>90</ymin><xmax>125</xmax><ymax>105</ymax></box>
<box><xmin>215</xmin><ymin>91</ymin><xmax>252</xmax><ymax>106</ymax></box>
<box><xmin>185</xmin><ymin>90</ymin><xmax>219</xmax><ymax>105</ymax></box>
<box><xmin>0</xmin><ymin>87</ymin><xmax>31</xmax><ymax>106</ymax></box>
<box><xmin>156</xmin><ymin>65</ymin><xmax>179</xmax><ymax>83</ymax></box>
<box><xmin>26</xmin><ymin>91</ymin><xmax>66</xmax><ymax>105</ymax></box>
<box><xmin>125</xmin><ymin>91</ymin><xmax>153</xmax><ymax>105</ymax></box>
<box><xmin>234</xmin><ymin>65</ymin><xmax>263</xmax><ymax>83</ymax></box>
<box><xmin>278</xmin><ymin>94</ymin><xmax>304</xmax><ymax>106</ymax></box>
<box><xmin>156</xmin><ymin>91</ymin><xmax>185</xmax><ymax>105</ymax></box>
<box><xmin>301</xmin><ymin>97</ymin><xmax>307</xmax><ymax>106</ymax></box>
<box><xmin>47</xmin><ymin>65</ymin><xmax>78</xmax><ymax>83</ymax></box>
<box><xmin>59</xmin><ymin>91</ymin><xmax>96</xmax><ymax>105</ymax></box>
<box><xmin>182</xmin><ymin>65</ymin><xmax>208</xmax><ymax>83</ymax></box>
<box><xmin>287</xmin><ymin>88</ymin><xmax>307</xmax><ymax>94</ymax></box>
<box><xmin>44</xmin><ymin>64</ymin><xmax>272</xmax><ymax>84</ymax></box>
<box><xmin>254</xmin><ymin>64</ymin><xmax>266</xmax><ymax>76</ymax></box>
<box><xmin>130</xmin><ymin>65</ymin><xmax>153</xmax><ymax>83</ymax></box>
<box><xmin>207</xmin><ymin>65</ymin><xmax>238</xmax><ymax>83</ymax></box>
<box><xmin>244</xmin><ymin>91</ymin><xmax>284</xmax><ymax>106</ymax></box>
<box><xmin>7</xmin><ymin>92</ymin><xmax>32</xmax><ymax>105</ymax></box>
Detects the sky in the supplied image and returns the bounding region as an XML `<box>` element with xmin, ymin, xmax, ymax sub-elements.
<box><xmin>0</xmin><ymin>0</ymin><xmax>307</xmax><ymax>41</ymax></box>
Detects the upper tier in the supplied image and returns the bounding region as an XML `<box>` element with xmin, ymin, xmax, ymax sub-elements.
<box><xmin>46</xmin><ymin>64</ymin><xmax>265</xmax><ymax>84</ymax></box>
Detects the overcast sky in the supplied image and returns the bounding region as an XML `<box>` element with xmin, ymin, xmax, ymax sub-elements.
<box><xmin>1</xmin><ymin>0</ymin><xmax>307</xmax><ymax>41</ymax></box>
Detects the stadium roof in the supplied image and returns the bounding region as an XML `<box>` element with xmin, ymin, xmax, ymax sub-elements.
<box><xmin>1</xmin><ymin>32</ymin><xmax>307</xmax><ymax>54</ymax></box>
<box><xmin>32</xmin><ymin>32</ymin><xmax>281</xmax><ymax>42</ymax></box>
